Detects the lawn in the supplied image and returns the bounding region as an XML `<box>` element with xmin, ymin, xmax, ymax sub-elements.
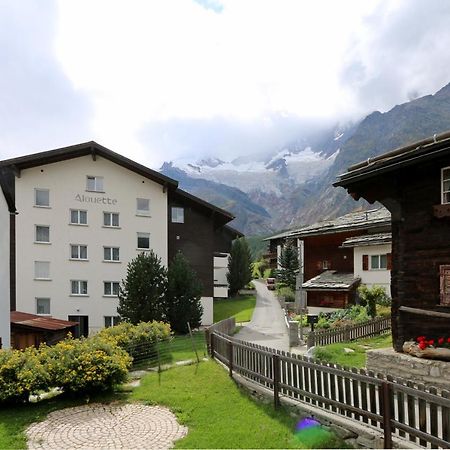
<box><xmin>213</xmin><ymin>294</ymin><xmax>256</xmax><ymax>323</ymax></box>
<box><xmin>131</xmin><ymin>360</ymin><xmax>343</xmax><ymax>449</ymax></box>
<box><xmin>313</xmin><ymin>333</ymin><xmax>392</xmax><ymax>368</ymax></box>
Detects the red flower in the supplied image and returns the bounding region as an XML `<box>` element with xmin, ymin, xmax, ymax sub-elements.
<box><xmin>438</xmin><ymin>337</ymin><xmax>445</xmax><ymax>345</ymax></box>
<box><xmin>428</xmin><ymin>339</ymin><xmax>435</xmax><ymax>346</ymax></box>
<box><xmin>447</xmin><ymin>337</ymin><xmax>450</xmax><ymax>344</ymax></box>
<box><xmin>418</xmin><ymin>342</ymin><xmax>427</xmax><ymax>350</ymax></box>
<box><xmin>416</xmin><ymin>336</ymin><xmax>426</xmax><ymax>342</ymax></box>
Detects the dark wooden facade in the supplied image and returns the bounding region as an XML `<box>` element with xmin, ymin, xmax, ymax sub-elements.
<box><xmin>306</xmin><ymin>290</ymin><xmax>353</xmax><ymax>309</ymax></box>
<box><xmin>168</xmin><ymin>189</ymin><xmax>242</xmax><ymax>297</ymax></box>
<box><xmin>335</xmin><ymin>132</ymin><xmax>450</xmax><ymax>351</ymax></box>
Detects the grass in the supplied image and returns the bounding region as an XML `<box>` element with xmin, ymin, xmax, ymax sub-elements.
<box><xmin>213</xmin><ymin>294</ymin><xmax>256</xmax><ymax>323</ymax></box>
<box><xmin>131</xmin><ymin>360</ymin><xmax>343</xmax><ymax>449</ymax></box>
<box><xmin>313</xmin><ymin>333</ymin><xmax>392</xmax><ymax>368</ymax></box>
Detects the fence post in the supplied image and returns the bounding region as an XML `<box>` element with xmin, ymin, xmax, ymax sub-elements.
<box><xmin>273</xmin><ymin>354</ymin><xmax>280</xmax><ymax>409</ymax></box>
<box><xmin>210</xmin><ymin>333</ymin><xmax>215</xmax><ymax>360</ymax></box>
<box><xmin>307</xmin><ymin>333</ymin><xmax>315</xmax><ymax>349</ymax></box>
<box><xmin>205</xmin><ymin>328</ymin><xmax>211</xmax><ymax>355</ymax></box>
<box><xmin>227</xmin><ymin>340</ymin><xmax>233</xmax><ymax>377</ymax></box>
<box><xmin>381</xmin><ymin>381</ymin><xmax>393</xmax><ymax>449</ymax></box>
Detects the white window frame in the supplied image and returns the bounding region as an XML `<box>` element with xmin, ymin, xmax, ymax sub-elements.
<box><xmin>103</xmin><ymin>246</ymin><xmax>120</xmax><ymax>262</ymax></box>
<box><xmin>36</xmin><ymin>297</ymin><xmax>50</xmax><ymax>315</ymax></box>
<box><xmin>442</xmin><ymin>167</ymin><xmax>450</xmax><ymax>204</ymax></box>
<box><xmin>171</xmin><ymin>206</ymin><xmax>184</xmax><ymax>223</ymax></box>
<box><xmin>137</xmin><ymin>232</ymin><xmax>150</xmax><ymax>250</ymax></box>
<box><xmin>103</xmin><ymin>212</ymin><xmax>120</xmax><ymax>228</ymax></box>
<box><xmin>136</xmin><ymin>198</ymin><xmax>150</xmax><ymax>216</ymax></box>
<box><xmin>70</xmin><ymin>209</ymin><xmax>88</xmax><ymax>225</ymax></box>
<box><xmin>370</xmin><ymin>254</ymin><xmax>388</xmax><ymax>270</ymax></box>
<box><xmin>70</xmin><ymin>244</ymin><xmax>88</xmax><ymax>260</ymax></box>
<box><xmin>34</xmin><ymin>189</ymin><xmax>50</xmax><ymax>207</ymax></box>
<box><xmin>34</xmin><ymin>261</ymin><xmax>51</xmax><ymax>280</ymax></box>
<box><xmin>71</xmin><ymin>280</ymin><xmax>88</xmax><ymax>296</ymax></box>
<box><xmin>104</xmin><ymin>316</ymin><xmax>120</xmax><ymax>328</ymax></box>
<box><xmin>35</xmin><ymin>225</ymin><xmax>50</xmax><ymax>244</ymax></box>
<box><xmin>103</xmin><ymin>281</ymin><xmax>120</xmax><ymax>297</ymax></box>
<box><xmin>86</xmin><ymin>175</ymin><xmax>104</xmax><ymax>192</ymax></box>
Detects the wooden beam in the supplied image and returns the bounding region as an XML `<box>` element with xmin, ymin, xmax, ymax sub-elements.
<box><xmin>399</xmin><ymin>306</ymin><xmax>450</xmax><ymax>319</ymax></box>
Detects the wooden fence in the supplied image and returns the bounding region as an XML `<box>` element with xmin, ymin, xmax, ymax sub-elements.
<box><xmin>307</xmin><ymin>315</ymin><xmax>391</xmax><ymax>349</ymax></box>
<box><xmin>208</xmin><ymin>331</ymin><xmax>450</xmax><ymax>449</ymax></box>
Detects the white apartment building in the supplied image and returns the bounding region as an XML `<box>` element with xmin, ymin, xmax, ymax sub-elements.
<box><xmin>1</xmin><ymin>142</ymin><xmax>241</xmax><ymax>336</ymax></box>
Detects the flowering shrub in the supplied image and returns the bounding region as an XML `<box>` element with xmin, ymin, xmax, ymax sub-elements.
<box><xmin>416</xmin><ymin>335</ymin><xmax>450</xmax><ymax>350</ymax></box>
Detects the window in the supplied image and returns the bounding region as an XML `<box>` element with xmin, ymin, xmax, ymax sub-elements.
<box><xmin>36</xmin><ymin>298</ymin><xmax>50</xmax><ymax>315</ymax></box>
<box><xmin>86</xmin><ymin>175</ymin><xmax>104</xmax><ymax>192</ymax></box>
<box><xmin>104</xmin><ymin>246</ymin><xmax>120</xmax><ymax>261</ymax></box>
<box><xmin>70</xmin><ymin>209</ymin><xmax>88</xmax><ymax>225</ymax></box>
<box><xmin>71</xmin><ymin>280</ymin><xmax>88</xmax><ymax>296</ymax></box>
<box><xmin>440</xmin><ymin>265</ymin><xmax>450</xmax><ymax>305</ymax></box>
<box><xmin>35</xmin><ymin>189</ymin><xmax>49</xmax><ymax>207</ymax></box>
<box><xmin>171</xmin><ymin>207</ymin><xmax>184</xmax><ymax>223</ymax></box>
<box><xmin>371</xmin><ymin>254</ymin><xmax>387</xmax><ymax>270</ymax></box>
<box><xmin>104</xmin><ymin>316</ymin><xmax>120</xmax><ymax>328</ymax></box>
<box><xmin>35</xmin><ymin>225</ymin><xmax>50</xmax><ymax>243</ymax></box>
<box><xmin>34</xmin><ymin>261</ymin><xmax>50</xmax><ymax>279</ymax></box>
<box><xmin>442</xmin><ymin>167</ymin><xmax>450</xmax><ymax>204</ymax></box>
<box><xmin>136</xmin><ymin>198</ymin><xmax>150</xmax><ymax>215</ymax></box>
<box><xmin>322</xmin><ymin>260</ymin><xmax>331</xmax><ymax>270</ymax></box>
<box><xmin>137</xmin><ymin>232</ymin><xmax>150</xmax><ymax>249</ymax></box>
<box><xmin>104</xmin><ymin>281</ymin><xmax>120</xmax><ymax>296</ymax></box>
<box><xmin>103</xmin><ymin>212</ymin><xmax>119</xmax><ymax>227</ymax></box>
<box><xmin>70</xmin><ymin>244</ymin><xmax>88</xmax><ymax>260</ymax></box>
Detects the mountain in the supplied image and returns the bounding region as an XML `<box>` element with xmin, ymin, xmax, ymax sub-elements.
<box><xmin>160</xmin><ymin>82</ymin><xmax>450</xmax><ymax>235</ymax></box>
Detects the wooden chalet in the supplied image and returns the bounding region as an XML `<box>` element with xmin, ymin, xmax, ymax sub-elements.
<box><xmin>334</xmin><ymin>131</ymin><xmax>450</xmax><ymax>351</ymax></box>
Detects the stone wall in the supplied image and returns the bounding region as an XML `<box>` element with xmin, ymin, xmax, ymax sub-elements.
<box><xmin>367</xmin><ymin>348</ymin><xmax>450</xmax><ymax>391</ymax></box>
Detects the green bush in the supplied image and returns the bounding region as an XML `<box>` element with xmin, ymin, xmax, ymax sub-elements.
<box><xmin>358</xmin><ymin>285</ymin><xmax>390</xmax><ymax>318</ymax></box>
<box><xmin>43</xmin><ymin>337</ymin><xmax>131</xmax><ymax>395</ymax></box>
<box><xmin>263</xmin><ymin>268</ymin><xmax>274</xmax><ymax>278</ymax></box>
<box><xmin>276</xmin><ymin>286</ymin><xmax>295</xmax><ymax>302</ymax></box>
<box><xmin>0</xmin><ymin>347</ymin><xmax>50</xmax><ymax>403</ymax></box>
<box><xmin>315</xmin><ymin>316</ymin><xmax>331</xmax><ymax>329</ymax></box>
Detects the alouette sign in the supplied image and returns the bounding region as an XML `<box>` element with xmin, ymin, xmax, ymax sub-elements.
<box><xmin>75</xmin><ymin>194</ymin><xmax>118</xmax><ymax>205</ymax></box>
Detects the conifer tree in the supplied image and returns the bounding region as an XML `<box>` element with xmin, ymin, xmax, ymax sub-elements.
<box><xmin>166</xmin><ymin>252</ymin><xmax>203</xmax><ymax>333</ymax></box>
<box><xmin>227</xmin><ymin>237</ymin><xmax>252</xmax><ymax>296</ymax></box>
<box><xmin>277</xmin><ymin>241</ymin><xmax>299</xmax><ymax>291</ymax></box>
<box><xmin>118</xmin><ymin>251</ymin><xmax>167</xmax><ymax>324</ymax></box>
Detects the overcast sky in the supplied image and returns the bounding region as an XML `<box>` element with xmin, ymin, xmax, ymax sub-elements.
<box><xmin>2</xmin><ymin>0</ymin><xmax>450</xmax><ymax>167</ymax></box>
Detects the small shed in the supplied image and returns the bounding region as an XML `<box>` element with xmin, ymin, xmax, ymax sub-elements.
<box><xmin>10</xmin><ymin>312</ymin><xmax>78</xmax><ymax>349</ymax></box>
<box><xmin>334</xmin><ymin>131</ymin><xmax>450</xmax><ymax>351</ymax></box>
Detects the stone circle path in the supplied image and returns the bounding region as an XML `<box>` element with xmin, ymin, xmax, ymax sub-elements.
<box><xmin>26</xmin><ymin>403</ymin><xmax>188</xmax><ymax>449</ymax></box>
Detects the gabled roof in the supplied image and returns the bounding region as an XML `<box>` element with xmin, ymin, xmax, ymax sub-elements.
<box><xmin>0</xmin><ymin>141</ymin><xmax>178</xmax><ymax>189</ymax></box>
<box><xmin>341</xmin><ymin>232</ymin><xmax>392</xmax><ymax>248</ymax></box>
<box><xmin>11</xmin><ymin>311</ymin><xmax>78</xmax><ymax>331</ymax></box>
<box><xmin>264</xmin><ymin>207</ymin><xmax>390</xmax><ymax>241</ymax></box>
<box><xmin>302</xmin><ymin>271</ymin><xmax>360</xmax><ymax>291</ymax></box>
<box><xmin>334</xmin><ymin>131</ymin><xmax>450</xmax><ymax>187</ymax></box>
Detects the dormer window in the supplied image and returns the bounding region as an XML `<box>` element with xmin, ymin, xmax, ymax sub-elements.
<box><xmin>442</xmin><ymin>167</ymin><xmax>450</xmax><ymax>204</ymax></box>
<box><xmin>86</xmin><ymin>176</ymin><xmax>104</xmax><ymax>192</ymax></box>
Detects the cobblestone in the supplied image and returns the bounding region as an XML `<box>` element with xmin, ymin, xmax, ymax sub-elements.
<box><xmin>26</xmin><ymin>403</ymin><xmax>188</xmax><ymax>449</ymax></box>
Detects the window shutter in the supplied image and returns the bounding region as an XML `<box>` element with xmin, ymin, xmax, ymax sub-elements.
<box><xmin>362</xmin><ymin>254</ymin><xmax>368</xmax><ymax>271</ymax></box>
<box><xmin>387</xmin><ymin>253</ymin><xmax>392</xmax><ymax>270</ymax></box>
<box><xmin>440</xmin><ymin>265</ymin><xmax>450</xmax><ymax>306</ymax></box>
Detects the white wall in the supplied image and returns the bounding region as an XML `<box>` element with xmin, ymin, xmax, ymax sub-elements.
<box><xmin>354</xmin><ymin>243</ymin><xmax>391</xmax><ymax>296</ymax></box>
<box><xmin>14</xmin><ymin>155</ymin><xmax>168</xmax><ymax>334</ymax></box>
<box><xmin>0</xmin><ymin>192</ymin><xmax>10</xmax><ymax>349</ymax></box>
<box><xmin>200</xmin><ymin>296</ymin><xmax>213</xmax><ymax>325</ymax></box>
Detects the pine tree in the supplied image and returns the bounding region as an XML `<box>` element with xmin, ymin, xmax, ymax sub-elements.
<box><xmin>277</xmin><ymin>241</ymin><xmax>299</xmax><ymax>291</ymax></box>
<box><xmin>118</xmin><ymin>251</ymin><xmax>168</xmax><ymax>324</ymax></box>
<box><xmin>227</xmin><ymin>237</ymin><xmax>252</xmax><ymax>296</ymax></box>
<box><xmin>166</xmin><ymin>252</ymin><xmax>203</xmax><ymax>334</ymax></box>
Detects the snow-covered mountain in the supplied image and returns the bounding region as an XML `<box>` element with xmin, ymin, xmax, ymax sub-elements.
<box><xmin>171</xmin><ymin>144</ymin><xmax>340</xmax><ymax>195</ymax></box>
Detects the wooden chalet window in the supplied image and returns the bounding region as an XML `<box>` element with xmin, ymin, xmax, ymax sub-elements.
<box><xmin>362</xmin><ymin>253</ymin><xmax>392</xmax><ymax>271</ymax></box>
<box><xmin>442</xmin><ymin>167</ymin><xmax>450</xmax><ymax>204</ymax></box>
<box><xmin>440</xmin><ymin>265</ymin><xmax>450</xmax><ymax>306</ymax></box>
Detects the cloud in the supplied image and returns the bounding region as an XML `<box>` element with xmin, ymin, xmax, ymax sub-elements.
<box><xmin>339</xmin><ymin>0</ymin><xmax>450</xmax><ymax>118</ymax></box>
<box><xmin>0</xmin><ymin>1</ymin><xmax>92</xmax><ymax>159</ymax></box>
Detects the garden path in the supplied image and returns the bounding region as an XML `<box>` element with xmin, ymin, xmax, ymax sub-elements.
<box><xmin>26</xmin><ymin>403</ymin><xmax>187</xmax><ymax>449</ymax></box>
<box><xmin>234</xmin><ymin>279</ymin><xmax>290</xmax><ymax>351</ymax></box>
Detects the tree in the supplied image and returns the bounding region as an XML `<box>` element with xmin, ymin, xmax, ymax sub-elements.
<box><xmin>357</xmin><ymin>284</ymin><xmax>390</xmax><ymax>318</ymax></box>
<box><xmin>227</xmin><ymin>237</ymin><xmax>252</xmax><ymax>296</ymax></box>
<box><xmin>166</xmin><ymin>252</ymin><xmax>203</xmax><ymax>334</ymax></box>
<box><xmin>277</xmin><ymin>241</ymin><xmax>299</xmax><ymax>291</ymax></box>
<box><xmin>118</xmin><ymin>251</ymin><xmax>167</xmax><ymax>324</ymax></box>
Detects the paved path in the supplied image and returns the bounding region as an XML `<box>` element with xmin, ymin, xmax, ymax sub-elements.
<box><xmin>26</xmin><ymin>403</ymin><xmax>187</xmax><ymax>449</ymax></box>
<box><xmin>234</xmin><ymin>279</ymin><xmax>290</xmax><ymax>351</ymax></box>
